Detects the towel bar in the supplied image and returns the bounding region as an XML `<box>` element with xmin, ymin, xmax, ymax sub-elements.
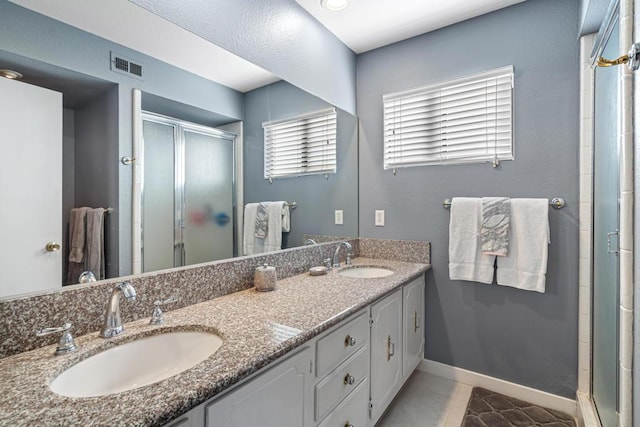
<box><xmin>442</xmin><ymin>197</ymin><xmax>565</xmax><ymax>210</ymax></box>
<box><xmin>244</xmin><ymin>202</ymin><xmax>297</xmax><ymax>209</ymax></box>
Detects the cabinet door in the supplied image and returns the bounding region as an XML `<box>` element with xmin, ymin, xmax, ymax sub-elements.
<box><xmin>206</xmin><ymin>347</ymin><xmax>312</xmax><ymax>427</ymax></box>
<box><xmin>369</xmin><ymin>289</ymin><xmax>403</xmax><ymax>424</ymax></box>
<box><xmin>403</xmin><ymin>276</ymin><xmax>425</xmax><ymax>379</ymax></box>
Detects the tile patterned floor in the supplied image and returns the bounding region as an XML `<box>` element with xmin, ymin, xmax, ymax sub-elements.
<box><xmin>461</xmin><ymin>387</ymin><xmax>577</xmax><ymax>427</ymax></box>
<box><xmin>376</xmin><ymin>372</ymin><xmax>578</xmax><ymax>427</ymax></box>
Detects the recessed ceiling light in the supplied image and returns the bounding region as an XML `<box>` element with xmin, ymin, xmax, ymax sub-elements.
<box><xmin>320</xmin><ymin>0</ymin><xmax>348</xmax><ymax>12</ymax></box>
<box><xmin>0</xmin><ymin>69</ymin><xmax>23</xmax><ymax>80</ymax></box>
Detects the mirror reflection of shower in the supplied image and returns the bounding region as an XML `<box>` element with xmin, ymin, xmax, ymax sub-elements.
<box><xmin>141</xmin><ymin>112</ymin><xmax>237</xmax><ymax>273</ymax></box>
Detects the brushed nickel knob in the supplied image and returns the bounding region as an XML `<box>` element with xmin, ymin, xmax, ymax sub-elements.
<box><xmin>344</xmin><ymin>335</ymin><xmax>356</xmax><ymax>347</ymax></box>
<box><xmin>343</xmin><ymin>373</ymin><xmax>355</xmax><ymax>385</ymax></box>
<box><xmin>45</xmin><ymin>242</ymin><xmax>61</xmax><ymax>252</ymax></box>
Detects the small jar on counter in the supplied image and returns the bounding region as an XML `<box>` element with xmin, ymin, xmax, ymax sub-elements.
<box><xmin>254</xmin><ymin>264</ymin><xmax>277</xmax><ymax>292</ymax></box>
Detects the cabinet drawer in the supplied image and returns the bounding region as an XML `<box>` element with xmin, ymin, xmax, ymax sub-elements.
<box><xmin>315</xmin><ymin>345</ymin><xmax>369</xmax><ymax>421</ymax></box>
<box><xmin>317</xmin><ymin>379</ymin><xmax>369</xmax><ymax>427</ymax></box>
<box><xmin>316</xmin><ymin>310</ymin><xmax>369</xmax><ymax>378</ymax></box>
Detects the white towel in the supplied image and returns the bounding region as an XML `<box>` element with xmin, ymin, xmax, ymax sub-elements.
<box><xmin>448</xmin><ymin>198</ymin><xmax>495</xmax><ymax>284</ymax></box>
<box><xmin>281</xmin><ymin>202</ymin><xmax>290</xmax><ymax>232</ymax></box>
<box><xmin>496</xmin><ymin>198</ymin><xmax>550</xmax><ymax>293</ymax></box>
<box><xmin>243</xmin><ymin>202</ymin><xmax>287</xmax><ymax>255</ymax></box>
<box><xmin>243</xmin><ymin>203</ymin><xmax>259</xmax><ymax>255</ymax></box>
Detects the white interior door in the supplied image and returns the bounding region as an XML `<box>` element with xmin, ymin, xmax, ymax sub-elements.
<box><xmin>0</xmin><ymin>77</ymin><xmax>62</xmax><ymax>297</ymax></box>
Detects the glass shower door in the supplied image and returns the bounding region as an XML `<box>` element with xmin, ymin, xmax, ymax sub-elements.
<box><xmin>141</xmin><ymin>119</ymin><xmax>177</xmax><ymax>273</ymax></box>
<box><xmin>592</xmin><ymin>21</ymin><xmax>620</xmax><ymax>427</ymax></box>
<box><xmin>182</xmin><ymin>128</ymin><xmax>235</xmax><ymax>264</ymax></box>
<box><xmin>141</xmin><ymin>114</ymin><xmax>236</xmax><ymax>272</ymax></box>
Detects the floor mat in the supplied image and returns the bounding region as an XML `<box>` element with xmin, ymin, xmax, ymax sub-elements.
<box><xmin>461</xmin><ymin>387</ymin><xmax>577</xmax><ymax>427</ymax></box>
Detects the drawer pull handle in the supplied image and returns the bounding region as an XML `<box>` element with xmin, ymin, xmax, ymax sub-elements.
<box><xmin>387</xmin><ymin>335</ymin><xmax>395</xmax><ymax>361</ymax></box>
<box><xmin>343</xmin><ymin>373</ymin><xmax>355</xmax><ymax>385</ymax></box>
<box><xmin>344</xmin><ymin>335</ymin><xmax>356</xmax><ymax>347</ymax></box>
<box><xmin>344</xmin><ymin>422</ymin><xmax>354</xmax><ymax>427</ymax></box>
<box><xmin>413</xmin><ymin>310</ymin><xmax>421</xmax><ymax>332</ymax></box>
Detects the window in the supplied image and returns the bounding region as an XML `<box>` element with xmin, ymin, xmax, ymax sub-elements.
<box><xmin>383</xmin><ymin>66</ymin><xmax>514</xmax><ymax>169</ymax></box>
<box><xmin>263</xmin><ymin>108</ymin><xmax>337</xmax><ymax>180</ymax></box>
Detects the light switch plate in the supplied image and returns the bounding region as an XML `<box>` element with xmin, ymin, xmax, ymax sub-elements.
<box><xmin>335</xmin><ymin>210</ymin><xmax>344</xmax><ymax>225</ymax></box>
<box><xmin>375</xmin><ymin>210</ymin><xmax>385</xmax><ymax>227</ymax></box>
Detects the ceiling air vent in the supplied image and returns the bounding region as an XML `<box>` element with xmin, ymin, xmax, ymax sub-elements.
<box><xmin>110</xmin><ymin>51</ymin><xmax>144</xmax><ymax>80</ymax></box>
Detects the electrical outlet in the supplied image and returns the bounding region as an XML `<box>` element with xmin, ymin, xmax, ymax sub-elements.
<box><xmin>375</xmin><ymin>210</ymin><xmax>385</xmax><ymax>227</ymax></box>
<box><xmin>335</xmin><ymin>210</ymin><xmax>344</xmax><ymax>225</ymax></box>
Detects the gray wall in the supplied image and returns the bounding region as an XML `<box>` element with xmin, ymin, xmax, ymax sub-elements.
<box><xmin>0</xmin><ymin>1</ymin><xmax>244</xmax><ymax>277</ymax></box>
<box><xmin>130</xmin><ymin>0</ymin><xmax>357</xmax><ymax>115</ymax></box>
<box><xmin>357</xmin><ymin>0</ymin><xmax>580</xmax><ymax>397</ymax></box>
<box><xmin>74</xmin><ymin>86</ymin><xmax>120</xmax><ymax>279</ymax></box>
<box><xmin>62</xmin><ymin>109</ymin><xmax>75</xmax><ymax>284</ymax></box>
<box><xmin>244</xmin><ymin>81</ymin><xmax>359</xmax><ymax>248</ymax></box>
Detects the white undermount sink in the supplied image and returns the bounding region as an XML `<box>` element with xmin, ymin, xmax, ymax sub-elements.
<box><xmin>339</xmin><ymin>266</ymin><xmax>394</xmax><ymax>279</ymax></box>
<box><xmin>50</xmin><ymin>331</ymin><xmax>223</xmax><ymax>398</ymax></box>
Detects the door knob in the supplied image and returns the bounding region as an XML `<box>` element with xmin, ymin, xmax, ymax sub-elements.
<box><xmin>45</xmin><ymin>242</ymin><xmax>61</xmax><ymax>252</ymax></box>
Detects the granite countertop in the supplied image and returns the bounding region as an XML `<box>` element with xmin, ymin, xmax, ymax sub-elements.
<box><xmin>0</xmin><ymin>257</ymin><xmax>429</xmax><ymax>426</ymax></box>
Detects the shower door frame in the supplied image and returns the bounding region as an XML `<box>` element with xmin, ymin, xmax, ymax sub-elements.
<box><xmin>581</xmin><ymin>0</ymin><xmax>635</xmax><ymax>425</ymax></box>
<box><xmin>591</xmin><ymin>16</ymin><xmax>620</xmax><ymax>426</ymax></box>
<box><xmin>139</xmin><ymin>111</ymin><xmax>238</xmax><ymax>272</ymax></box>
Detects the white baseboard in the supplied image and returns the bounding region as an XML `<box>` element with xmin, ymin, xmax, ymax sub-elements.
<box><xmin>418</xmin><ymin>359</ymin><xmax>577</xmax><ymax>416</ymax></box>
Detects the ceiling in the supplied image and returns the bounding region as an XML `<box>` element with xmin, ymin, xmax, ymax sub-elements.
<box><xmin>294</xmin><ymin>0</ymin><xmax>526</xmax><ymax>53</ymax></box>
<box><xmin>7</xmin><ymin>0</ymin><xmax>280</xmax><ymax>92</ymax></box>
<box><xmin>9</xmin><ymin>0</ymin><xmax>526</xmax><ymax>91</ymax></box>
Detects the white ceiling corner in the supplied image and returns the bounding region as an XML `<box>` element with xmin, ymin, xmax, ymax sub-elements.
<box><xmin>294</xmin><ymin>0</ymin><xmax>526</xmax><ymax>53</ymax></box>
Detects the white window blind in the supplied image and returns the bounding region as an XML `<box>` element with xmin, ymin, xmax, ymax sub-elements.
<box><xmin>383</xmin><ymin>66</ymin><xmax>514</xmax><ymax>169</ymax></box>
<box><xmin>263</xmin><ymin>107</ymin><xmax>337</xmax><ymax>180</ymax></box>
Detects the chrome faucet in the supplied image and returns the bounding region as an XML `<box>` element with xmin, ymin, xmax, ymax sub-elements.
<box><xmin>100</xmin><ymin>281</ymin><xmax>136</xmax><ymax>338</ymax></box>
<box><xmin>333</xmin><ymin>241</ymin><xmax>353</xmax><ymax>268</ymax></box>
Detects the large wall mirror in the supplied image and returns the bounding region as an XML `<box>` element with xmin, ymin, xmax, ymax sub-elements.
<box><xmin>0</xmin><ymin>2</ymin><xmax>358</xmax><ymax>299</ymax></box>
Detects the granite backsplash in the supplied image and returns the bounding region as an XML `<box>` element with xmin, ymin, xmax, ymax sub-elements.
<box><xmin>0</xmin><ymin>238</ymin><xmax>429</xmax><ymax>358</ymax></box>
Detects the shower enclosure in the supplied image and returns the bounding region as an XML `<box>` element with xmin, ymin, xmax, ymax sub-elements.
<box><xmin>592</xmin><ymin>18</ymin><xmax>620</xmax><ymax>427</ymax></box>
<box><xmin>141</xmin><ymin>113</ymin><xmax>237</xmax><ymax>273</ymax></box>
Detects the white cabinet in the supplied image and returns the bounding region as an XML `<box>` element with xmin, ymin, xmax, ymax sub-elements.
<box><xmin>314</xmin><ymin>310</ymin><xmax>369</xmax><ymax>426</ymax></box>
<box><xmin>205</xmin><ymin>347</ymin><xmax>313</xmax><ymax>427</ymax></box>
<box><xmin>164</xmin><ymin>274</ymin><xmax>427</xmax><ymax>427</ymax></box>
<box><xmin>369</xmin><ymin>288</ymin><xmax>403</xmax><ymax>424</ymax></box>
<box><xmin>317</xmin><ymin>379</ymin><xmax>369</xmax><ymax>427</ymax></box>
<box><xmin>315</xmin><ymin>311</ymin><xmax>369</xmax><ymax>379</ymax></box>
<box><xmin>402</xmin><ymin>276</ymin><xmax>425</xmax><ymax>379</ymax></box>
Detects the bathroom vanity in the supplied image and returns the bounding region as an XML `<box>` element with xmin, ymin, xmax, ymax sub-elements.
<box><xmin>171</xmin><ymin>274</ymin><xmax>425</xmax><ymax>427</ymax></box>
<box><xmin>0</xmin><ymin>247</ymin><xmax>429</xmax><ymax>426</ymax></box>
